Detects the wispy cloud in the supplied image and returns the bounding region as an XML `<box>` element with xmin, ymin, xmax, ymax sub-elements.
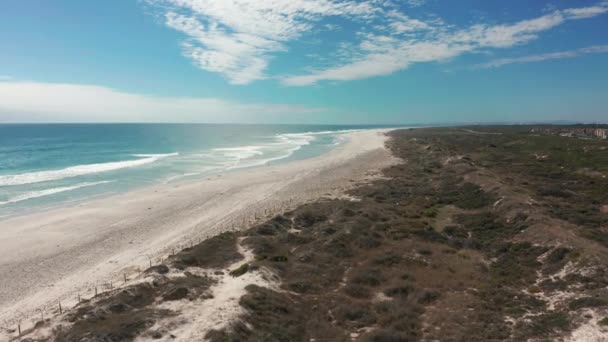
<box><xmin>0</xmin><ymin>81</ymin><xmax>325</xmax><ymax>123</ymax></box>
<box><xmin>476</xmin><ymin>45</ymin><xmax>608</xmax><ymax>69</ymax></box>
<box><xmin>147</xmin><ymin>0</ymin><xmax>608</xmax><ymax>86</ymax></box>
<box><xmin>404</xmin><ymin>0</ymin><xmax>427</xmax><ymax>8</ymax></box>
<box><xmin>283</xmin><ymin>3</ymin><xmax>608</xmax><ymax>86</ymax></box>
<box><xmin>148</xmin><ymin>0</ymin><xmax>378</xmax><ymax>84</ymax></box>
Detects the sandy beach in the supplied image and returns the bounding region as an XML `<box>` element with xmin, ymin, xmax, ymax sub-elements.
<box><xmin>0</xmin><ymin>129</ymin><xmax>395</xmax><ymax>336</ymax></box>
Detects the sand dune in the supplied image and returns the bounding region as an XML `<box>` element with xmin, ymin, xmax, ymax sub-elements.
<box><xmin>0</xmin><ymin>129</ymin><xmax>395</xmax><ymax>338</ymax></box>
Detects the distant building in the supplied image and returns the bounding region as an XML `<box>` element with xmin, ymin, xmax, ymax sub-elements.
<box><xmin>531</xmin><ymin>126</ymin><xmax>607</xmax><ymax>140</ymax></box>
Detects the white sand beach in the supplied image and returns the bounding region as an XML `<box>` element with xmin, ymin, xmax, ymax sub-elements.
<box><xmin>0</xmin><ymin>129</ymin><xmax>395</xmax><ymax>338</ymax></box>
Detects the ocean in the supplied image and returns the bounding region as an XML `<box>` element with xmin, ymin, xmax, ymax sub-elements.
<box><xmin>0</xmin><ymin>124</ymin><xmax>390</xmax><ymax>218</ymax></box>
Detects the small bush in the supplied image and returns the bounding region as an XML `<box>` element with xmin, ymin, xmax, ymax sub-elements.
<box><xmin>384</xmin><ymin>285</ymin><xmax>412</xmax><ymax>298</ymax></box>
<box><xmin>344</xmin><ymin>284</ymin><xmax>371</xmax><ymax>299</ymax></box>
<box><xmin>423</xmin><ymin>208</ymin><xmax>438</xmax><ymax>218</ymax></box>
<box><xmin>568</xmin><ymin>297</ymin><xmax>608</xmax><ymax>310</ymax></box>
<box><xmin>416</xmin><ymin>290</ymin><xmax>440</xmax><ymax>304</ymax></box>
<box><xmin>363</xmin><ymin>329</ymin><xmax>411</xmax><ymax>342</ymax></box>
<box><xmin>335</xmin><ymin>302</ymin><xmax>377</xmax><ymax>327</ymax></box>
<box><xmin>538</xmin><ymin>187</ymin><xmax>572</xmax><ymax>198</ymax></box>
<box><xmin>412</xmin><ymin>227</ymin><xmax>447</xmax><ymax>243</ymax></box>
<box><xmin>230</xmin><ymin>263</ymin><xmax>249</xmax><ymax>277</ymax></box>
<box><xmin>373</xmin><ymin>254</ymin><xmax>402</xmax><ymax>267</ymax></box>
<box><xmin>295</xmin><ymin>210</ymin><xmax>327</xmax><ymax>227</ymax></box>
<box><xmin>546</xmin><ymin>247</ymin><xmax>571</xmax><ymax>263</ymax></box>
<box><xmin>173</xmin><ymin>232</ymin><xmax>242</xmax><ymax>269</ymax></box>
<box><xmin>270</xmin><ymin>255</ymin><xmax>288</xmax><ymax>262</ymax></box>
<box><xmin>351</xmin><ymin>269</ymin><xmax>385</xmax><ymax>286</ymax></box>
<box><xmin>514</xmin><ymin>312</ymin><xmax>570</xmax><ymax>339</ymax></box>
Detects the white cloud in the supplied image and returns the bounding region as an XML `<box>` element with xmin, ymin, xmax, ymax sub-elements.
<box><xmin>148</xmin><ymin>0</ymin><xmax>608</xmax><ymax>86</ymax></box>
<box><xmin>563</xmin><ymin>5</ymin><xmax>608</xmax><ymax>19</ymax></box>
<box><xmin>281</xmin><ymin>3</ymin><xmax>608</xmax><ymax>85</ymax></box>
<box><xmin>580</xmin><ymin>45</ymin><xmax>608</xmax><ymax>54</ymax></box>
<box><xmin>405</xmin><ymin>0</ymin><xmax>427</xmax><ymax>8</ymax></box>
<box><xmin>0</xmin><ymin>81</ymin><xmax>324</xmax><ymax>123</ymax></box>
<box><xmin>149</xmin><ymin>0</ymin><xmax>378</xmax><ymax>84</ymax></box>
<box><xmin>477</xmin><ymin>45</ymin><xmax>608</xmax><ymax>69</ymax></box>
<box><xmin>386</xmin><ymin>10</ymin><xmax>430</xmax><ymax>34</ymax></box>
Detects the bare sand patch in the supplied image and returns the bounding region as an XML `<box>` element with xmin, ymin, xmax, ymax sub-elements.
<box><xmin>135</xmin><ymin>242</ymin><xmax>279</xmax><ymax>341</ymax></box>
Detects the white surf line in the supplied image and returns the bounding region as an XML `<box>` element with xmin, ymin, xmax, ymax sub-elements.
<box><xmin>0</xmin><ymin>153</ymin><xmax>178</xmax><ymax>186</ymax></box>
<box><xmin>0</xmin><ymin>181</ymin><xmax>114</xmax><ymax>205</ymax></box>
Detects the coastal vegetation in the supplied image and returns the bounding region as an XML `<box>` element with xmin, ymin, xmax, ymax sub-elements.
<box><xmin>20</xmin><ymin>126</ymin><xmax>608</xmax><ymax>341</ymax></box>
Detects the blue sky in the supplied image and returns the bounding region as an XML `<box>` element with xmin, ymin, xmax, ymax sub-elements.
<box><xmin>0</xmin><ymin>0</ymin><xmax>607</xmax><ymax>124</ymax></box>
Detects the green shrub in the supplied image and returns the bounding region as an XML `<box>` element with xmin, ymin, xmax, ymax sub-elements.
<box><xmin>344</xmin><ymin>284</ymin><xmax>371</xmax><ymax>299</ymax></box>
<box><xmin>351</xmin><ymin>268</ymin><xmax>385</xmax><ymax>286</ymax></box>
<box><xmin>229</xmin><ymin>263</ymin><xmax>249</xmax><ymax>277</ymax></box>
<box><xmin>568</xmin><ymin>297</ymin><xmax>608</xmax><ymax>310</ymax></box>
<box><xmin>173</xmin><ymin>232</ymin><xmax>242</xmax><ymax>269</ymax></box>
<box><xmin>546</xmin><ymin>247</ymin><xmax>571</xmax><ymax>263</ymax></box>
<box><xmin>383</xmin><ymin>285</ymin><xmax>412</xmax><ymax>298</ymax></box>
<box><xmin>423</xmin><ymin>208</ymin><xmax>438</xmax><ymax>218</ymax></box>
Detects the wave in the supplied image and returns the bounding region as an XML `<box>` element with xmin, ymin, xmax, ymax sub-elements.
<box><xmin>277</xmin><ymin>129</ymin><xmax>362</xmax><ymax>139</ymax></box>
<box><xmin>0</xmin><ymin>181</ymin><xmax>113</xmax><ymax>205</ymax></box>
<box><xmin>221</xmin><ymin>130</ymin><xmax>352</xmax><ymax>171</ymax></box>
<box><xmin>164</xmin><ymin>172</ymin><xmax>204</xmax><ymax>183</ymax></box>
<box><xmin>212</xmin><ymin>146</ymin><xmax>264</xmax><ymax>160</ymax></box>
<box><xmin>0</xmin><ymin>153</ymin><xmax>178</xmax><ymax>186</ymax></box>
<box><xmin>203</xmin><ymin>129</ymin><xmax>358</xmax><ymax>171</ymax></box>
<box><xmin>131</xmin><ymin>153</ymin><xmax>179</xmax><ymax>158</ymax></box>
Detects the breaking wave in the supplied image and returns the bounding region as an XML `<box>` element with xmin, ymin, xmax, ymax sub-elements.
<box><xmin>0</xmin><ymin>153</ymin><xmax>178</xmax><ymax>186</ymax></box>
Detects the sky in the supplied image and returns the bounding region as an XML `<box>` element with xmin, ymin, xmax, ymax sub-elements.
<box><xmin>0</xmin><ymin>0</ymin><xmax>607</xmax><ymax>124</ymax></box>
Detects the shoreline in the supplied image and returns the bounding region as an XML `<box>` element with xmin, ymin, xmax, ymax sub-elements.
<box><xmin>0</xmin><ymin>129</ymin><xmax>396</xmax><ymax>335</ymax></box>
<box><xmin>0</xmin><ymin>128</ymin><xmax>360</xmax><ymax>221</ymax></box>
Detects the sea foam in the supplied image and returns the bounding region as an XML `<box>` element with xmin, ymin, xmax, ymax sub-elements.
<box><xmin>220</xmin><ymin>130</ymin><xmax>344</xmax><ymax>170</ymax></box>
<box><xmin>0</xmin><ymin>181</ymin><xmax>113</xmax><ymax>205</ymax></box>
<box><xmin>0</xmin><ymin>153</ymin><xmax>178</xmax><ymax>186</ymax></box>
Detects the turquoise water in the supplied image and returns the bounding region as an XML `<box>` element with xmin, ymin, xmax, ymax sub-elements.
<box><xmin>0</xmin><ymin>124</ymin><xmax>390</xmax><ymax>218</ymax></box>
